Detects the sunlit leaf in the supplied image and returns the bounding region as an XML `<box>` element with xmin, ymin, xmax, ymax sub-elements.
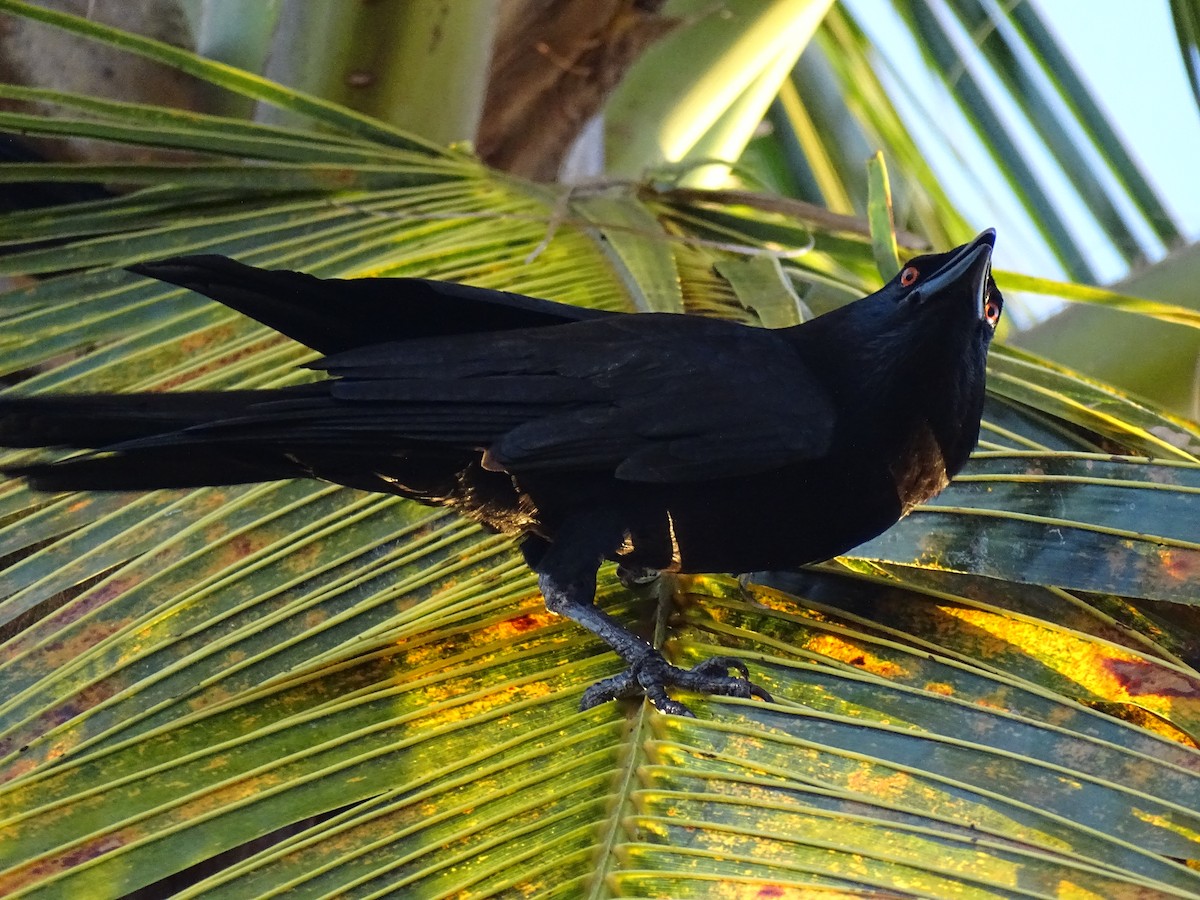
<box><xmin>1</xmin><ymin>2</ymin><xmax>1199</xmax><ymax>897</ymax></box>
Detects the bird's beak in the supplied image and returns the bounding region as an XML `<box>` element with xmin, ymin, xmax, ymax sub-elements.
<box><xmin>912</xmin><ymin>229</ymin><xmax>995</xmax><ymax>317</ymax></box>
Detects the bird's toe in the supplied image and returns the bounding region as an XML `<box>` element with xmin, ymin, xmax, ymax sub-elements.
<box><xmin>615</xmin><ymin>564</ymin><xmax>660</xmax><ymax>588</ymax></box>
<box><xmin>579</xmin><ymin>652</ymin><xmax>770</xmax><ymax>715</ymax></box>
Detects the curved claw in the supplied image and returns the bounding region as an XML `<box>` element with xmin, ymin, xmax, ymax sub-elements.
<box><xmin>615</xmin><ymin>564</ymin><xmax>660</xmax><ymax>588</ymax></box>
<box><xmin>691</xmin><ymin>656</ymin><xmax>773</xmax><ymax>703</ymax></box>
<box><xmin>580</xmin><ymin>652</ymin><xmax>772</xmax><ymax>715</ymax></box>
<box><xmin>692</xmin><ymin>655</ymin><xmax>750</xmax><ymax>679</ymax></box>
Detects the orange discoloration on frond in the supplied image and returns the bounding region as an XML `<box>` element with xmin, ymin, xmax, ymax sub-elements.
<box><xmin>808</xmin><ymin>633</ymin><xmax>905</xmax><ymax>679</ymax></box>
<box><xmin>942</xmin><ymin>605</ymin><xmax>1200</xmax><ymax>736</ymax></box>
<box><xmin>301</xmin><ymin>609</ymin><xmax>328</xmax><ymax>630</ymax></box>
<box><xmin>1048</xmin><ymin>883</ymin><xmax>1106</xmax><ymax>900</ymax></box>
<box><xmin>1160</xmin><ymin>547</ymin><xmax>1200</xmax><ymax>582</ymax></box>
<box><xmin>41</xmin><ymin>613</ymin><xmax>125</xmax><ymax>667</ymax></box>
<box><xmin>216</xmin><ymin>533</ymin><xmax>267</xmax><ymax>567</ymax></box>
<box><xmin>0</xmin><ymin>835</ymin><xmax>126</xmax><ymax>895</ymax></box>
<box><xmin>417</xmin><ymin>681</ymin><xmax>557</xmax><ymax>728</ymax></box>
<box><xmin>495</xmin><ymin>611</ymin><xmax>555</xmax><ymax>637</ymax></box>
<box><xmin>847</xmin><ymin>768</ymin><xmax>910</xmax><ymax>801</ymax></box>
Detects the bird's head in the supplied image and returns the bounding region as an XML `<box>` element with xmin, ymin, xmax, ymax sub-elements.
<box><xmin>808</xmin><ymin>229</ymin><xmax>1004</xmax><ymax>477</ymax></box>
<box><xmin>889</xmin><ymin>228</ymin><xmax>1003</xmax><ymax>474</ymax></box>
<box><xmin>847</xmin><ymin>228</ymin><xmax>1002</xmax><ymax>368</ymax></box>
<box><xmin>878</xmin><ymin>228</ymin><xmax>1002</xmax><ymax>335</ymax></box>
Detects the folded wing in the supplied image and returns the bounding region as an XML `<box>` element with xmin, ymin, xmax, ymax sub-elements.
<box><xmin>7</xmin><ymin>314</ymin><xmax>835</xmax><ymax>490</ymax></box>
<box><xmin>314</xmin><ymin>314</ymin><xmax>836</xmax><ymax>482</ymax></box>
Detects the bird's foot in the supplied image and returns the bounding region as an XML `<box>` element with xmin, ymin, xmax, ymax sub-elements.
<box><xmin>615</xmin><ymin>564</ymin><xmax>660</xmax><ymax>588</ymax></box>
<box><xmin>581</xmin><ymin>653</ymin><xmax>771</xmax><ymax>717</ymax></box>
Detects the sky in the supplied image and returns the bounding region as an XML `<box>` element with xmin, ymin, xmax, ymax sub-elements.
<box><xmin>1035</xmin><ymin>0</ymin><xmax>1200</xmax><ymax>266</ymax></box>
<box><xmin>1036</xmin><ymin>0</ymin><xmax>1200</xmax><ymax>232</ymax></box>
<box><xmin>844</xmin><ymin>0</ymin><xmax>1200</xmax><ymax>287</ymax></box>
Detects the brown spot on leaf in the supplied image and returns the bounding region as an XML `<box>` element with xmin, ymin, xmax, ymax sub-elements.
<box><xmin>1160</xmin><ymin>547</ymin><xmax>1200</xmax><ymax>583</ymax></box>
<box><xmin>507</xmin><ymin>613</ymin><xmax>542</xmax><ymax>633</ymax></box>
<box><xmin>1105</xmin><ymin>658</ymin><xmax>1200</xmax><ymax>699</ymax></box>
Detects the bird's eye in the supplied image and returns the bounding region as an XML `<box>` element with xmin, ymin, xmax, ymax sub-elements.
<box><xmin>984</xmin><ymin>298</ymin><xmax>1002</xmax><ymax>326</ymax></box>
<box><xmin>899</xmin><ymin>266</ymin><xmax>920</xmax><ymax>287</ymax></box>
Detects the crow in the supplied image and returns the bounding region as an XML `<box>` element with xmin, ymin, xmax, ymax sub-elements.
<box><xmin>0</xmin><ymin>230</ymin><xmax>1002</xmax><ymax>715</ymax></box>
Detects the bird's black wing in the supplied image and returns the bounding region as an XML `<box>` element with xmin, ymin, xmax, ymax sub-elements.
<box><xmin>129</xmin><ymin>256</ymin><xmax>612</xmax><ymax>355</ymax></box>
<box><xmin>2</xmin><ymin>316</ymin><xmax>834</xmax><ymax>491</ymax></box>
<box><xmin>314</xmin><ymin>314</ymin><xmax>836</xmax><ymax>482</ymax></box>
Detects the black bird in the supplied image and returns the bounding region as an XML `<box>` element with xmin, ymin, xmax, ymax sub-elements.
<box><xmin>0</xmin><ymin>230</ymin><xmax>1003</xmax><ymax>715</ymax></box>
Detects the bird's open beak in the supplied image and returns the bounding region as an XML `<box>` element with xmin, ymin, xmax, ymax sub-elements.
<box><xmin>913</xmin><ymin>229</ymin><xmax>995</xmax><ymax>317</ymax></box>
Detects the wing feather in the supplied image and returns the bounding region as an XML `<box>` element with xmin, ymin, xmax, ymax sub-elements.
<box><xmin>324</xmin><ymin>314</ymin><xmax>836</xmax><ymax>482</ymax></box>
<box><xmin>118</xmin><ymin>314</ymin><xmax>835</xmax><ymax>483</ymax></box>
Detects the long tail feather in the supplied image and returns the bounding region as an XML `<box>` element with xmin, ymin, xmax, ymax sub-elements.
<box><xmin>0</xmin><ymin>389</ymin><xmax>319</xmax><ymax>491</ymax></box>
<box><xmin>129</xmin><ymin>256</ymin><xmax>607</xmax><ymax>354</ymax></box>
<box><xmin>7</xmin><ymin>449</ymin><xmax>301</xmax><ymax>492</ymax></box>
<box><xmin>0</xmin><ymin>390</ymin><xmax>293</xmax><ymax>448</ymax></box>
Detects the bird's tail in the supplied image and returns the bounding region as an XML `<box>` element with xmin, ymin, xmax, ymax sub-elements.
<box><xmin>130</xmin><ymin>255</ymin><xmax>605</xmax><ymax>356</ymax></box>
<box><xmin>0</xmin><ymin>390</ymin><xmax>311</xmax><ymax>491</ymax></box>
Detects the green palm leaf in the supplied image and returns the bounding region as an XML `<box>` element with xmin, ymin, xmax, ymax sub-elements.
<box><xmin>1</xmin><ymin>3</ymin><xmax>1199</xmax><ymax>897</ymax></box>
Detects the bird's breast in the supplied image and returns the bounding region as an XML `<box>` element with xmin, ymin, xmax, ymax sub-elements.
<box><xmin>889</xmin><ymin>420</ymin><xmax>951</xmax><ymax>516</ymax></box>
<box><xmin>611</xmin><ymin>417</ymin><xmax>958</xmax><ymax>574</ymax></box>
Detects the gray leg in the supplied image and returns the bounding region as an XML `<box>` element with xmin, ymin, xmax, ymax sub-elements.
<box><xmin>526</xmin><ymin>518</ymin><xmax>770</xmax><ymax>716</ymax></box>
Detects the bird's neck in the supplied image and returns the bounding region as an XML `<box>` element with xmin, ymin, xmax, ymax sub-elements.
<box><xmin>789</xmin><ymin>313</ymin><xmax>984</xmax><ymax>487</ymax></box>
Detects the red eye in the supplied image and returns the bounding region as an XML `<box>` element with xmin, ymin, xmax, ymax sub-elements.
<box><xmin>899</xmin><ymin>266</ymin><xmax>919</xmax><ymax>287</ymax></box>
<box><xmin>984</xmin><ymin>298</ymin><xmax>1002</xmax><ymax>326</ymax></box>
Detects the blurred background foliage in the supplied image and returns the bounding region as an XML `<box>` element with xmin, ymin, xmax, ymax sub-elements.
<box><xmin>1</xmin><ymin>0</ymin><xmax>1199</xmax><ymax>897</ymax></box>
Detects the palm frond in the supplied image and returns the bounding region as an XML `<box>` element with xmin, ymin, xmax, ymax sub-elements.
<box><xmin>1</xmin><ymin>3</ymin><xmax>1199</xmax><ymax>897</ymax></box>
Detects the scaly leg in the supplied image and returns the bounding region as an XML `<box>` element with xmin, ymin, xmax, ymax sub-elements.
<box><xmin>525</xmin><ymin>519</ymin><xmax>770</xmax><ymax>716</ymax></box>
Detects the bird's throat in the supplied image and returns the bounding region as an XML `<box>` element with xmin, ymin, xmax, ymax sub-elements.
<box><xmin>889</xmin><ymin>421</ymin><xmax>951</xmax><ymax>516</ymax></box>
